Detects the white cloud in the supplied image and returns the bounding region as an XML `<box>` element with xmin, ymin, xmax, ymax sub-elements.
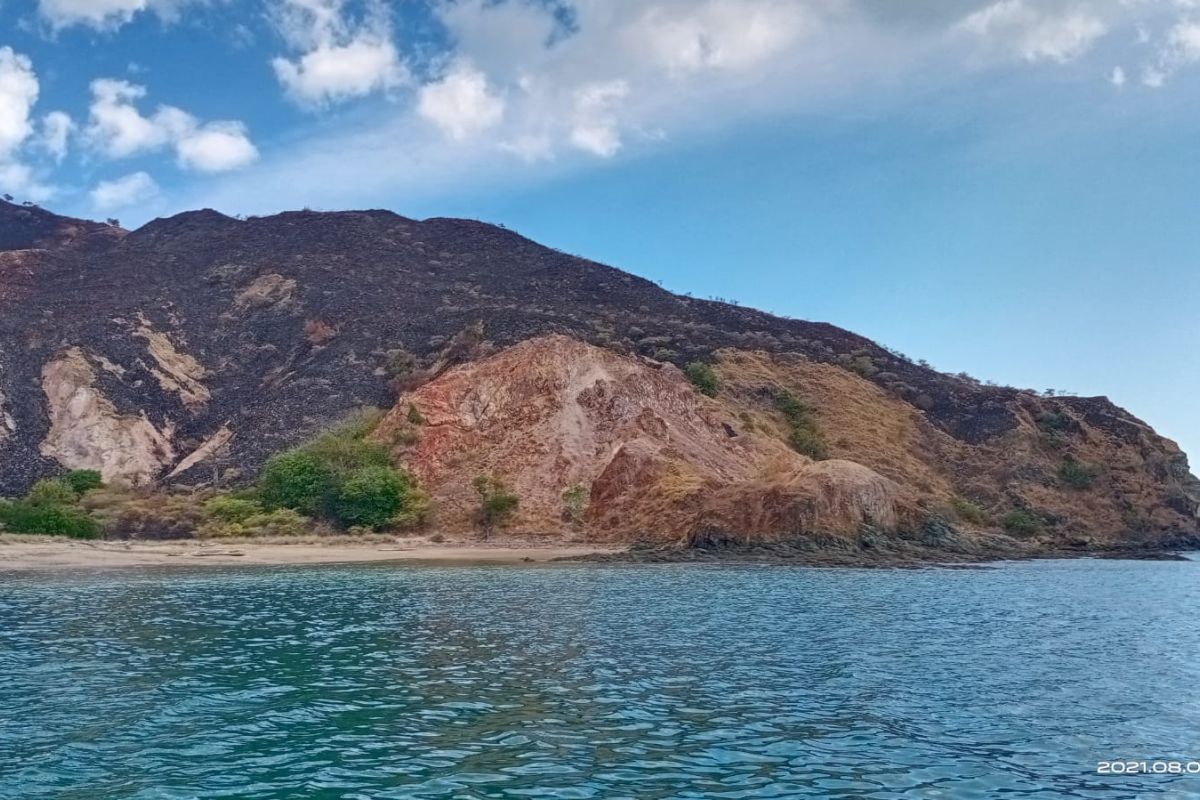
<box><xmin>85</xmin><ymin>78</ymin><xmax>257</xmax><ymax>172</ymax></box>
<box><xmin>1110</xmin><ymin>65</ymin><xmax>1127</xmax><ymax>87</ymax></box>
<box><xmin>569</xmin><ymin>80</ymin><xmax>628</xmax><ymax>157</ymax></box>
<box><xmin>37</xmin><ymin>0</ymin><xmax>197</xmax><ymax>30</ymax></box>
<box><xmin>40</xmin><ymin>111</ymin><xmax>74</xmax><ymax>162</ymax></box>
<box><xmin>0</xmin><ymin>162</ymin><xmax>57</xmax><ymax>203</ymax></box>
<box><xmin>634</xmin><ymin>0</ymin><xmax>808</xmax><ymax>75</ymax></box>
<box><xmin>270</xmin><ymin>0</ymin><xmax>407</xmax><ymax>106</ymax></box>
<box><xmin>273</xmin><ymin>38</ymin><xmax>405</xmax><ymax>105</ymax></box>
<box><xmin>958</xmin><ymin>0</ymin><xmax>1108</xmax><ymax>63</ymax></box>
<box><xmin>90</xmin><ymin>170</ymin><xmax>158</xmax><ymax>209</ymax></box>
<box><xmin>170</xmin><ymin>0</ymin><xmax>1200</xmax><ymax>223</ymax></box>
<box><xmin>0</xmin><ymin>47</ymin><xmax>38</xmax><ymax>161</ymax></box>
<box><xmin>1135</xmin><ymin>17</ymin><xmax>1200</xmax><ymax>87</ymax></box>
<box><xmin>1168</xmin><ymin>20</ymin><xmax>1200</xmax><ymax>59</ymax></box>
<box><xmin>39</xmin><ymin>0</ymin><xmax>147</xmax><ymax>29</ymax></box>
<box><xmin>87</xmin><ymin>79</ymin><xmax>170</xmax><ymax>157</ymax></box>
<box><xmin>0</xmin><ymin>47</ymin><xmax>57</xmax><ymax>203</ymax></box>
<box><xmin>175</xmin><ymin>121</ymin><xmax>259</xmax><ymax>172</ymax></box>
<box><xmin>417</xmin><ymin>62</ymin><xmax>505</xmax><ymax>140</ymax></box>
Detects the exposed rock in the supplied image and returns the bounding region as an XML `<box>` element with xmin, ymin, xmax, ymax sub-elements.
<box><xmin>0</xmin><ymin>388</ymin><xmax>13</xmax><ymax>440</ymax></box>
<box><xmin>375</xmin><ymin>335</ymin><xmax>907</xmax><ymax>541</ymax></box>
<box><xmin>231</xmin><ymin>273</ymin><xmax>297</xmax><ymax>312</ymax></box>
<box><xmin>40</xmin><ymin>348</ymin><xmax>176</xmax><ymax>485</ymax></box>
<box><xmin>713</xmin><ymin>349</ymin><xmax>1200</xmax><ymax>547</ymax></box>
<box><xmin>167</xmin><ymin>425</ymin><xmax>234</xmax><ymax>479</ymax></box>
<box><xmin>134</xmin><ymin>320</ymin><xmax>210</xmax><ymax>409</ymax></box>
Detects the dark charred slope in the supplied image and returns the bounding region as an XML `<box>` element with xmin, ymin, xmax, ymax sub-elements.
<box><xmin>0</xmin><ymin>200</ymin><xmax>117</xmax><ymax>251</ymax></box>
<box><xmin>0</xmin><ymin>199</ymin><xmax>1196</xmax><ymax>537</ymax></box>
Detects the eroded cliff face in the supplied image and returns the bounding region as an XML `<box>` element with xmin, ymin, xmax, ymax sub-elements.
<box><xmin>375</xmin><ymin>336</ymin><xmax>1198</xmax><ymax>550</ymax></box>
<box><xmin>40</xmin><ymin>348</ymin><xmax>176</xmax><ymax>485</ymax></box>
<box><xmin>375</xmin><ymin>336</ymin><xmax>908</xmax><ymax>541</ymax></box>
<box><xmin>712</xmin><ymin>350</ymin><xmax>1200</xmax><ymax>548</ymax></box>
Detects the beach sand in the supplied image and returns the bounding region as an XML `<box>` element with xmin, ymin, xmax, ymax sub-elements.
<box><xmin>0</xmin><ymin>534</ymin><xmax>622</xmax><ymax>571</ymax></box>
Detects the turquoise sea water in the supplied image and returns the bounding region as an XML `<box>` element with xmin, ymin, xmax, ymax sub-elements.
<box><xmin>1</xmin><ymin>559</ymin><xmax>1199</xmax><ymax>799</ymax></box>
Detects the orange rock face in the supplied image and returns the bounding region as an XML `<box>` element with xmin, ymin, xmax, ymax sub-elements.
<box><xmin>375</xmin><ymin>335</ymin><xmax>906</xmax><ymax>541</ymax></box>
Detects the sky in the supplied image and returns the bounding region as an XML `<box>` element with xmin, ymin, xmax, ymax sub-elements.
<box><xmin>0</xmin><ymin>0</ymin><xmax>1197</xmax><ymax>461</ymax></box>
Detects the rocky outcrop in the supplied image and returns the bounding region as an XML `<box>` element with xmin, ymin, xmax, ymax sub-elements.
<box><xmin>39</xmin><ymin>349</ymin><xmax>176</xmax><ymax>485</ymax></box>
<box><xmin>374</xmin><ymin>336</ymin><xmax>1197</xmax><ymax>550</ymax></box>
<box><xmin>134</xmin><ymin>319</ymin><xmax>210</xmax><ymax>409</ymax></box>
<box><xmin>712</xmin><ymin>350</ymin><xmax>1200</xmax><ymax>548</ymax></box>
<box><xmin>375</xmin><ymin>336</ymin><xmax>910</xmax><ymax>541</ymax></box>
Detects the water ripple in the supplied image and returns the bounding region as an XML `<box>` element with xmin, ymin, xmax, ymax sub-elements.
<box><xmin>2</xmin><ymin>559</ymin><xmax>1199</xmax><ymax>798</ymax></box>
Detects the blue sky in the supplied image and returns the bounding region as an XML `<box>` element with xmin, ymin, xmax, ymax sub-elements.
<box><xmin>0</xmin><ymin>0</ymin><xmax>1197</xmax><ymax>461</ymax></box>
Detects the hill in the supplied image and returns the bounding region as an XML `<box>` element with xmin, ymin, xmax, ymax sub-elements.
<box><xmin>1</xmin><ymin>199</ymin><xmax>1196</xmax><ymax>550</ymax></box>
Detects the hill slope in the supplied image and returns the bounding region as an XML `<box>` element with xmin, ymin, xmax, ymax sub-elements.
<box><xmin>0</xmin><ymin>199</ymin><xmax>1196</xmax><ymax>548</ymax></box>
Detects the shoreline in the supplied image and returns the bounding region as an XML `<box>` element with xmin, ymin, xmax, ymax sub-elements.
<box><xmin>0</xmin><ymin>535</ymin><xmax>622</xmax><ymax>571</ymax></box>
<box><xmin>0</xmin><ymin>535</ymin><xmax>1192</xmax><ymax>573</ymax></box>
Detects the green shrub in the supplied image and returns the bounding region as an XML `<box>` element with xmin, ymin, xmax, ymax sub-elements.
<box><xmin>406</xmin><ymin>404</ymin><xmax>425</xmax><ymax>425</ymax></box>
<box><xmin>0</xmin><ymin>499</ymin><xmax>100</xmax><ymax>539</ymax></box>
<box><xmin>244</xmin><ymin>509</ymin><xmax>309</xmax><ymax>536</ymax></box>
<box><xmin>788</xmin><ymin>427</ymin><xmax>828</xmax><ymax>460</ymax></box>
<box><xmin>259</xmin><ymin>450</ymin><xmax>333</xmax><ymax>516</ymax></box>
<box><xmin>684</xmin><ymin>362</ymin><xmax>720</xmax><ymax>397</ymax></box>
<box><xmin>384</xmin><ymin>348</ymin><xmax>417</xmax><ymax>379</ymax></box>
<box><xmin>1002</xmin><ymin>509</ymin><xmax>1042</xmax><ymax>536</ymax></box>
<box><xmin>64</xmin><ymin>469</ymin><xmax>104</xmax><ymax>495</ymax></box>
<box><xmin>849</xmin><ymin>355</ymin><xmax>877</xmax><ymax>377</ymax></box>
<box><xmin>1036</xmin><ymin>412</ymin><xmax>1072</xmax><ymax>433</ymax></box>
<box><xmin>562</xmin><ymin>484</ymin><xmax>588</xmax><ymax>525</ymax></box>
<box><xmin>950</xmin><ymin>495</ymin><xmax>988</xmax><ymax>525</ymax></box>
<box><xmin>1058</xmin><ymin>459</ymin><xmax>1098</xmax><ymax>490</ymax></box>
<box><xmin>774</xmin><ymin>389</ymin><xmax>828</xmax><ymax>460</ymax></box>
<box><xmin>257</xmin><ymin>410</ymin><xmax>423</xmax><ymax>530</ymax></box>
<box><xmin>473</xmin><ymin>475</ymin><xmax>519</xmax><ymax>535</ymax></box>
<box><xmin>330</xmin><ymin>466</ymin><xmax>412</xmax><ymax>530</ymax></box>
<box><xmin>27</xmin><ymin>478</ymin><xmax>80</xmax><ymax>507</ymax></box>
<box><xmin>204</xmin><ymin>496</ymin><xmax>265</xmax><ymax>523</ymax></box>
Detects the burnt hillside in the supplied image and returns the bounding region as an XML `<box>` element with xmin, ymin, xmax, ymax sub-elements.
<box><xmin>0</xmin><ymin>199</ymin><xmax>1195</xmax><ymax>535</ymax></box>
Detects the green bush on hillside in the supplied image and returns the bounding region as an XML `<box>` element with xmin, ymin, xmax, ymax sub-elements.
<box><xmin>0</xmin><ymin>499</ymin><xmax>100</xmax><ymax>539</ymax></box>
<box><xmin>259</xmin><ymin>450</ymin><xmax>333</xmax><ymax>517</ymax></box>
<box><xmin>950</xmin><ymin>495</ymin><xmax>988</xmax><ymax>525</ymax></box>
<box><xmin>200</xmin><ymin>507</ymin><xmax>309</xmax><ymax>538</ymax></box>
<box><xmin>257</xmin><ymin>409</ymin><xmax>423</xmax><ymax>530</ymax></box>
<box><xmin>473</xmin><ymin>474</ymin><xmax>519</xmax><ymax>536</ymax></box>
<box><xmin>204</xmin><ymin>496</ymin><xmax>266</xmax><ymax>523</ymax></box>
<box><xmin>1058</xmin><ymin>459</ymin><xmax>1098</xmax><ymax>490</ymax></box>
<box><xmin>330</xmin><ymin>465</ymin><xmax>413</xmax><ymax>530</ymax></box>
<box><xmin>1002</xmin><ymin>509</ymin><xmax>1042</xmax><ymax>537</ymax></box>
<box><xmin>64</xmin><ymin>469</ymin><xmax>104</xmax><ymax>495</ymax></box>
<box><xmin>561</xmin><ymin>484</ymin><xmax>588</xmax><ymax>526</ymax></box>
<box><xmin>774</xmin><ymin>389</ymin><xmax>828</xmax><ymax>460</ymax></box>
<box><xmin>27</xmin><ymin>479</ymin><xmax>80</xmax><ymax>507</ymax></box>
<box><xmin>685</xmin><ymin>362</ymin><xmax>720</xmax><ymax>397</ymax></box>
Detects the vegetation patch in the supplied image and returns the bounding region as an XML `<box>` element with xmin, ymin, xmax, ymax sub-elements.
<box><xmin>1036</xmin><ymin>411</ymin><xmax>1072</xmax><ymax>433</ymax></box>
<box><xmin>774</xmin><ymin>389</ymin><xmax>828</xmax><ymax>460</ymax></box>
<box><xmin>474</xmin><ymin>474</ymin><xmax>520</xmax><ymax>537</ymax></box>
<box><xmin>0</xmin><ymin>472</ymin><xmax>105</xmax><ymax>539</ymax></box>
<box><xmin>1058</xmin><ymin>458</ymin><xmax>1098</xmax><ymax>490</ymax></box>
<box><xmin>1002</xmin><ymin>509</ymin><xmax>1042</xmax><ymax>537</ymax></box>
<box><xmin>685</xmin><ymin>361</ymin><xmax>720</xmax><ymax>397</ymax></box>
<box><xmin>257</xmin><ymin>408</ymin><xmax>427</xmax><ymax>530</ymax></box>
<box><xmin>950</xmin><ymin>495</ymin><xmax>988</xmax><ymax>525</ymax></box>
<box><xmin>561</xmin><ymin>484</ymin><xmax>588</xmax><ymax>527</ymax></box>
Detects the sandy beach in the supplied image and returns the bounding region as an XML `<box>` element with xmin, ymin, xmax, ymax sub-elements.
<box><xmin>0</xmin><ymin>535</ymin><xmax>622</xmax><ymax>571</ymax></box>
